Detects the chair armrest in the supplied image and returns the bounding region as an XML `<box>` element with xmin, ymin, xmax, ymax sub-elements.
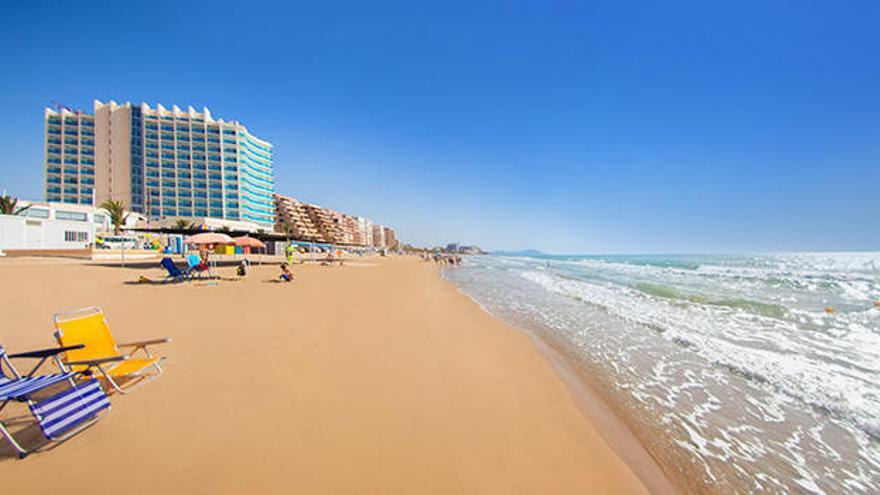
<box><xmin>8</xmin><ymin>344</ymin><xmax>85</xmax><ymax>359</ymax></box>
<box><xmin>118</xmin><ymin>337</ymin><xmax>172</xmax><ymax>348</ymax></box>
<box><xmin>65</xmin><ymin>355</ymin><xmax>127</xmax><ymax>367</ymax></box>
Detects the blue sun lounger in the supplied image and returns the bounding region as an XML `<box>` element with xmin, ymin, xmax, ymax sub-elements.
<box><xmin>0</xmin><ymin>345</ymin><xmax>111</xmax><ymax>459</ymax></box>
<box><xmin>160</xmin><ymin>257</ymin><xmax>189</xmax><ymax>282</ymax></box>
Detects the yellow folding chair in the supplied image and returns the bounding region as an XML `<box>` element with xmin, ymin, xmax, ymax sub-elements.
<box><xmin>53</xmin><ymin>307</ymin><xmax>171</xmax><ymax>394</ymax></box>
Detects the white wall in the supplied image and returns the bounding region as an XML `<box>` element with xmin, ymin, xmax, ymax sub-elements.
<box><xmin>0</xmin><ymin>214</ymin><xmax>95</xmax><ymax>250</ymax></box>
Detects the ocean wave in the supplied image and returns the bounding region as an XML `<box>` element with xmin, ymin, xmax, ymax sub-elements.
<box><xmin>518</xmin><ymin>269</ymin><xmax>880</xmax><ymax>438</ymax></box>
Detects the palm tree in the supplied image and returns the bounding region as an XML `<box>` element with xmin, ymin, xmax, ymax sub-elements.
<box><xmin>279</xmin><ymin>221</ymin><xmax>294</xmax><ymax>242</ymax></box>
<box><xmin>0</xmin><ymin>195</ymin><xmax>31</xmax><ymax>216</ymax></box>
<box><xmin>174</xmin><ymin>219</ymin><xmax>193</xmax><ymax>230</ymax></box>
<box><xmin>99</xmin><ymin>199</ymin><xmax>129</xmax><ymax>235</ymax></box>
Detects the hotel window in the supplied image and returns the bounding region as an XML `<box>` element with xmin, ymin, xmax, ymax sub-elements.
<box><xmin>56</xmin><ymin>210</ymin><xmax>88</xmax><ymax>222</ymax></box>
<box><xmin>25</xmin><ymin>208</ymin><xmax>50</xmax><ymax>219</ymax></box>
<box><xmin>64</xmin><ymin>231</ymin><xmax>89</xmax><ymax>243</ymax></box>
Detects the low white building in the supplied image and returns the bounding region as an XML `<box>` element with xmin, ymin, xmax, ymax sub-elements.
<box><xmin>0</xmin><ymin>202</ymin><xmax>97</xmax><ymax>251</ymax></box>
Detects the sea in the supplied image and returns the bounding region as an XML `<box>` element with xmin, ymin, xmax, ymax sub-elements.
<box><xmin>443</xmin><ymin>252</ymin><xmax>880</xmax><ymax>494</ymax></box>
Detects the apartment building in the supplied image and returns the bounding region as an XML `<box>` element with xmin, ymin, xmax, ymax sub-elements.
<box><xmin>273</xmin><ymin>194</ymin><xmax>322</xmax><ymax>241</ymax></box>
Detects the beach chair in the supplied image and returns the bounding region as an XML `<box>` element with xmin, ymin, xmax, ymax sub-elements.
<box><xmin>54</xmin><ymin>307</ymin><xmax>171</xmax><ymax>394</ymax></box>
<box><xmin>160</xmin><ymin>257</ymin><xmax>188</xmax><ymax>282</ymax></box>
<box><xmin>0</xmin><ymin>345</ymin><xmax>110</xmax><ymax>458</ymax></box>
<box><xmin>186</xmin><ymin>253</ymin><xmax>210</xmax><ymax>279</ymax></box>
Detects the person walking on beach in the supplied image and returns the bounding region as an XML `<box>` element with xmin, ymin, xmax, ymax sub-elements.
<box><xmin>286</xmin><ymin>244</ymin><xmax>296</xmax><ymax>266</ymax></box>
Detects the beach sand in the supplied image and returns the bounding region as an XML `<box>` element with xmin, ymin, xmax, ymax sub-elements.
<box><xmin>0</xmin><ymin>256</ymin><xmax>660</xmax><ymax>494</ymax></box>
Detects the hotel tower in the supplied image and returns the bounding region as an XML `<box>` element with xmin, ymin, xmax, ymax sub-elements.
<box><xmin>45</xmin><ymin>100</ymin><xmax>275</xmax><ymax>227</ymax></box>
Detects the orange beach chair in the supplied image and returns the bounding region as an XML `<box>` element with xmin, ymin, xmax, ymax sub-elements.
<box><xmin>53</xmin><ymin>307</ymin><xmax>171</xmax><ymax>394</ymax></box>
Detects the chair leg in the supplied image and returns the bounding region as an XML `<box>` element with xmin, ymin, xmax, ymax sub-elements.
<box><xmin>95</xmin><ymin>367</ymin><xmax>131</xmax><ymax>395</ymax></box>
<box><xmin>0</xmin><ymin>420</ymin><xmax>29</xmax><ymax>458</ymax></box>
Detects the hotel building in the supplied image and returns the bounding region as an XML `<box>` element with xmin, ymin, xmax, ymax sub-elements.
<box><xmin>45</xmin><ymin>100</ymin><xmax>275</xmax><ymax>227</ymax></box>
<box><xmin>44</xmin><ymin>111</ymin><xmax>96</xmax><ymax>205</ymax></box>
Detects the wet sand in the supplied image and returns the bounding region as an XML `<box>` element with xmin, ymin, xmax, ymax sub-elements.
<box><xmin>0</xmin><ymin>256</ymin><xmax>659</xmax><ymax>494</ymax></box>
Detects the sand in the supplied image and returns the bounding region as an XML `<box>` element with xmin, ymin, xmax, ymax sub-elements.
<box><xmin>0</xmin><ymin>256</ymin><xmax>659</xmax><ymax>494</ymax></box>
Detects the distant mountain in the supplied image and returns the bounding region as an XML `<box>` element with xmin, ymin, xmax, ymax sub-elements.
<box><xmin>491</xmin><ymin>249</ymin><xmax>546</xmax><ymax>257</ymax></box>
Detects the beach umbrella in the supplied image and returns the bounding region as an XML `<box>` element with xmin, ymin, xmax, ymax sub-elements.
<box><xmin>232</xmin><ymin>235</ymin><xmax>267</xmax><ymax>264</ymax></box>
<box><xmin>185</xmin><ymin>232</ymin><xmax>235</xmax><ymax>245</ymax></box>
<box><xmin>233</xmin><ymin>235</ymin><xmax>266</xmax><ymax>262</ymax></box>
<box><xmin>232</xmin><ymin>235</ymin><xmax>266</xmax><ymax>249</ymax></box>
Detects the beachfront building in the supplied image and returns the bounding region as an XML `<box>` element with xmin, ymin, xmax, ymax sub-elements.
<box><xmin>273</xmin><ymin>194</ymin><xmax>397</xmax><ymax>248</ymax></box>
<box><xmin>274</xmin><ymin>194</ymin><xmax>322</xmax><ymax>241</ymax></box>
<box><xmin>0</xmin><ymin>201</ymin><xmax>141</xmax><ymax>252</ymax></box>
<box><xmin>359</xmin><ymin>217</ymin><xmax>374</xmax><ymax>247</ymax></box>
<box><xmin>384</xmin><ymin>227</ymin><xmax>398</xmax><ymax>249</ymax></box>
<box><xmin>334</xmin><ymin>213</ymin><xmax>359</xmax><ymax>245</ymax></box>
<box><xmin>45</xmin><ymin>100</ymin><xmax>275</xmax><ymax>228</ymax></box>
<box><xmin>371</xmin><ymin>224</ymin><xmax>386</xmax><ymax>248</ymax></box>
<box><xmin>302</xmin><ymin>204</ymin><xmax>343</xmax><ymax>244</ymax></box>
<box><xmin>44</xmin><ymin>110</ymin><xmax>97</xmax><ymax>205</ymax></box>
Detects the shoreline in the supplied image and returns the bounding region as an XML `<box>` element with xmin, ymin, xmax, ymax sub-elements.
<box><xmin>440</xmin><ymin>267</ymin><xmax>679</xmax><ymax>495</ymax></box>
<box><xmin>1</xmin><ymin>256</ymin><xmax>652</xmax><ymax>493</ymax></box>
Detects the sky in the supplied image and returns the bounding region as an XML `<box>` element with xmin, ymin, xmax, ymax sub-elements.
<box><xmin>0</xmin><ymin>1</ymin><xmax>878</xmax><ymax>253</ymax></box>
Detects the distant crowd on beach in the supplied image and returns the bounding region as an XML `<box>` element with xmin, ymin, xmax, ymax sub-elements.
<box><xmin>423</xmin><ymin>252</ymin><xmax>462</xmax><ymax>266</ymax></box>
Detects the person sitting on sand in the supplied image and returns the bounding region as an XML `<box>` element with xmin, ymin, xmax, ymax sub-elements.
<box><xmin>237</xmin><ymin>260</ymin><xmax>248</xmax><ymax>277</ymax></box>
<box><xmin>279</xmin><ymin>263</ymin><xmax>292</xmax><ymax>282</ymax></box>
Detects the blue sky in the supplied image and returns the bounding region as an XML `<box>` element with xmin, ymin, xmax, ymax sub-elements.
<box><xmin>1</xmin><ymin>1</ymin><xmax>878</xmax><ymax>253</ymax></box>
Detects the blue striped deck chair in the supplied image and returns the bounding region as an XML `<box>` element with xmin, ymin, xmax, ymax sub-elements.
<box><xmin>160</xmin><ymin>257</ymin><xmax>188</xmax><ymax>282</ymax></box>
<box><xmin>0</xmin><ymin>344</ymin><xmax>110</xmax><ymax>459</ymax></box>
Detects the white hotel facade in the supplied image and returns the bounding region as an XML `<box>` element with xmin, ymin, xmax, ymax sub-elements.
<box><xmin>45</xmin><ymin>100</ymin><xmax>275</xmax><ymax>228</ymax></box>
